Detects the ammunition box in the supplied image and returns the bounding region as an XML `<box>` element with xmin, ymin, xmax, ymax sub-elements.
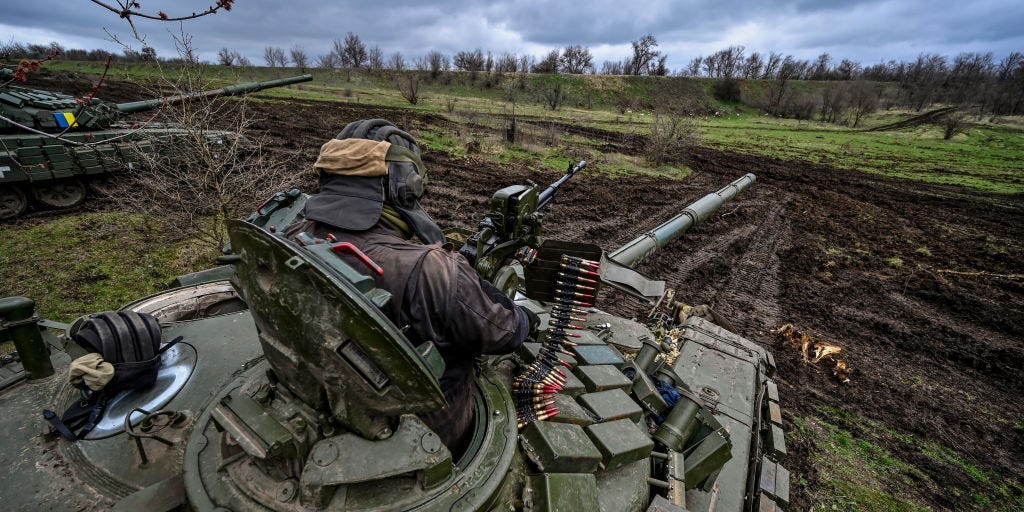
<box><xmin>766</xmin><ymin>379</ymin><xmax>779</xmax><ymax>402</ymax></box>
<box><xmin>758</xmin><ymin>493</ymin><xmax>782</xmax><ymax>512</ymax></box>
<box><xmin>578</xmin><ymin>389</ymin><xmax>643</xmax><ymax>423</ymax></box>
<box><xmin>527</xmin><ymin>473</ymin><xmax>601</xmax><ymax>511</ymax></box>
<box><xmin>570</xmin><ymin>344</ymin><xmax>624</xmax><ymax>367</ymax></box>
<box><xmin>560</xmin><ymin>371</ymin><xmax>586</xmax><ymax>398</ymax></box>
<box><xmin>546</xmin><ymin>394</ymin><xmax>594</xmax><ymax>427</ymax></box>
<box><xmin>573</xmin><ymin>329</ymin><xmax>607</xmax><ymax>345</ymax></box>
<box><xmin>759</xmin><ymin>456</ymin><xmax>791</xmax><ymax>505</ymax></box>
<box><xmin>519</xmin><ymin>421</ymin><xmax>602</xmax><ymax>473</ymax></box>
<box><xmin>574</xmin><ymin>364</ymin><xmax>631</xmax><ymax>393</ymax></box>
<box><xmin>768</xmin><ymin>401</ymin><xmax>782</xmax><ymax>425</ymax></box>
<box><xmin>584</xmin><ymin>418</ymin><xmax>653</xmax><ymax>470</ymax></box>
<box><xmin>768</xmin><ymin>424</ymin><xmax>787</xmax><ymax>458</ymax></box>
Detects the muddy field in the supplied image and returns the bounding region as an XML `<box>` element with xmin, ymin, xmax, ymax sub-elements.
<box><xmin>245</xmin><ymin>98</ymin><xmax>1024</xmax><ymax>510</ymax></box>
<box><xmin>18</xmin><ymin>73</ymin><xmax>1024</xmax><ymax>509</ymax></box>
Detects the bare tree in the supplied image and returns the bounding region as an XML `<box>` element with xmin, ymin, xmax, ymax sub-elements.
<box><xmin>217</xmin><ymin>47</ymin><xmax>235</xmax><ymax>66</ymax></box>
<box><xmin>335</xmin><ymin>32</ymin><xmax>367</xmax><ymax>68</ymax></box>
<box><xmin>428</xmin><ymin>50</ymin><xmax>452</xmax><ymax>78</ymax></box>
<box><xmin>601</xmin><ymin>60</ymin><xmax>625</xmax><ymax>75</ymax></box>
<box><xmin>993</xmin><ymin>52</ymin><xmax>1024</xmax><ymax>114</ymax></box>
<box><xmin>454</xmin><ymin>49</ymin><xmax>485</xmax><ymax>72</ymax></box>
<box><xmin>905</xmin><ymin>53</ymin><xmax>948</xmax><ymax>111</ymax></box>
<box><xmin>835</xmin><ymin>59</ymin><xmax>861</xmax><ymax>80</ymax></box>
<box><xmin>848</xmin><ymin>80</ymin><xmax>879</xmax><ymax>127</ymax></box>
<box><xmin>627</xmin><ymin>34</ymin><xmax>660</xmax><ymax>75</ymax></box>
<box><xmin>495</xmin><ymin>53</ymin><xmax>519</xmax><ymax>73</ymax></box>
<box><xmin>810</xmin><ymin>52</ymin><xmax>832</xmax><ymax>80</ymax></box>
<box><xmin>388</xmin><ymin>51</ymin><xmax>405</xmax><ymax>71</ymax></box>
<box><xmin>114</xmin><ymin>49</ymin><xmax>295</xmax><ymax>250</ymax></box>
<box><xmin>650</xmin><ymin>55</ymin><xmax>669</xmax><ymax>76</ymax></box>
<box><xmin>454</xmin><ymin>49</ymin><xmax>485</xmax><ymax>80</ymax></box>
<box><xmin>368</xmin><ymin>45</ymin><xmax>385</xmax><ymax>71</ymax></box>
<box><xmin>519</xmin><ymin>54</ymin><xmax>534</xmax><ymax>75</ymax></box>
<box><xmin>232</xmin><ymin>51</ymin><xmax>251</xmax><ymax>67</ymax></box>
<box><xmin>263</xmin><ymin>46</ymin><xmax>286</xmax><ymax>67</ymax></box>
<box><xmin>686</xmin><ymin>56</ymin><xmax>703</xmax><ymax>77</ymax></box>
<box><xmin>533</xmin><ymin>49</ymin><xmax>560</xmax><ymax>74</ymax></box>
<box><xmin>702</xmin><ymin>56</ymin><xmax>717</xmax><ymax>78</ymax></box>
<box><xmin>560</xmin><ymin>45</ymin><xmax>593</xmax><ymax>74</ymax></box>
<box><xmin>818</xmin><ymin>83</ymin><xmax>849</xmax><ymax>123</ymax></box>
<box><xmin>394</xmin><ymin>70</ymin><xmax>425</xmax><ymax>105</ymax></box>
<box><xmin>706</xmin><ymin>46</ymin><xmax>744</xmax><ymax>78</ymax></box>
<box><xmin>538</xmin><ymin>78</ymin><xmax>564</xmax><ymax>110</ymax></box>
<box><xmin>762</xmin><ymin>52</ymin><xmax>783</xmax><ymax>79</ymax></box>
<box><xmin>646</xmin><ymin>110</ymin><xmax>701</xmax><ymax>165</ymax></box>
<box><xmin>426</xmin><ymin>50</ymin><xmax>449</xmax><ymax>78</ymax></box>
<box><xmin>315</xmin><ymin>52</ymin><xmax>338</xmax><ymax>69</ymax></box>
<box><xmin>289</xmin><ymin>45</ymin><xmax>308</xmax><ymax>71</ymax></box>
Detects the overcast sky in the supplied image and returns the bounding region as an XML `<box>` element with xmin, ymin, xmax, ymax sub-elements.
<box><xmin>4</xmin><ymin>0</ymin><xmax>1023</xmax><ymax>70</ymax></box>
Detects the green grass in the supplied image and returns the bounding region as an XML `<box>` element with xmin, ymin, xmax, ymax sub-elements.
<box><xmin>0</xmin><ymin>213</ymin><xmax>214</xmax><ymax>322</ymax></box>
<box><xmin>699</xmin><ymin>109</ymin><xmax>1024</xmax><ymax>193</ymax></box>
<box><xmin>793</xmin><ymin>407</ymin><xmax>1024</xmax><ymax>511</ymax></box>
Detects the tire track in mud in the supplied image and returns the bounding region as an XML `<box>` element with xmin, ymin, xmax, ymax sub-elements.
<box><xmin>715</xmin><ymin>201</ymin><xmax>792</xmax><ymax>333</ymax></box>
<box><xmin>882</xmin><ymin>291</ymin><xmax>1024</xmax><ymax>380</ymax></box>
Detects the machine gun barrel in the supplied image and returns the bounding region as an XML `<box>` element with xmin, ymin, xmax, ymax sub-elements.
<box><xmin>537</xmin><ymin>160</ymin><xmax>586</xmax><ymax>209</ymax></box>
<box><xmin>608</xmin><ymin>173</ymin><xmax>756</xmax><ymax>268</ymax></box>
<box><xmin>114</xmin><ymin>74</ymin><xmax>313</xmax><ymax>114</ymax></box>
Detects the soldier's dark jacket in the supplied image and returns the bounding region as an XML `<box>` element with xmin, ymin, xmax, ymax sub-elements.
<box><xmin>286</xmin><ymin>219</ymin><xmax>530</xmax><ymax>455</ymax></box>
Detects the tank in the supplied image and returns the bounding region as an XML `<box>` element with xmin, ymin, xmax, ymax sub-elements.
<box><xmin>0</xmin><ymin>166</ymin><xmax>789</xmax><ymax>512</ymax></box>
<box><xmin>0</xmin><ymin>70</ymin><xmax>313</xmax><ymax>219</ymax></box>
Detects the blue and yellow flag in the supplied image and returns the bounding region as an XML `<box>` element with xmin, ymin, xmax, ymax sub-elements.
<box><xmin>52</xmin><ymin>112</ymin><xmax>78</xmax><ymax>129</ymax></box>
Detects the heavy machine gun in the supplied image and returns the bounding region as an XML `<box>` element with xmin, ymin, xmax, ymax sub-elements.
<box><xmin>457</xmin><ymin>160</ymin><xmax>586</xmax><ymax>293</ymax></box>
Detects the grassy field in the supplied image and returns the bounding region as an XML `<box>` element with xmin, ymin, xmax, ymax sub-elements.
<box><xmin>47</xmin><ymin>60</ymin><xmax>1024</xmax><ymax>193</ymax></box>
<box><xmin>792</xmin><ymin>407</ymin><xmax>1024</xmax><ymax>512</ymax></box>
<box><xmin>0</xmin><ymin>213</ymin><xmax>216</xmax><ymax>322</ymax></box>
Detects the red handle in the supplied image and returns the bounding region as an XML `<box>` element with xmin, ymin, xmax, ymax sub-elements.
<box><xmin>330</xmin><ymin>242</ymin><xmax>384</xmax><ymax>276</ymax></box>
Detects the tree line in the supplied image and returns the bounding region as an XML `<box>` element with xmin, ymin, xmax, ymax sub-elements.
<box><xmin>4</xmin><ymin>36</ymin><xmax>1021</xmax><ymax>117</ymax></box>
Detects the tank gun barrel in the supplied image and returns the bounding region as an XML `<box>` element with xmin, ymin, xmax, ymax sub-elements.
<box><xmin>115</xmin><ymin>74</ymin><xmax>313</xmax><ymax>114</ymax></box>
<box><xmin>608</xmin><ymin>173</ymin><xmax>756</xmax><ymax>268</ymax></box>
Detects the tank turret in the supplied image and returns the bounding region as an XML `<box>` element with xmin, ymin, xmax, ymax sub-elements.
<box><xmin>0</xmin><ymin>72</ymin><xmax>313</xmax><ymax>219</ymax></box>
<box><xmin>0</xmin><ymin>168</ymin><xmax>790</xmax><ymax>511</ymax></box>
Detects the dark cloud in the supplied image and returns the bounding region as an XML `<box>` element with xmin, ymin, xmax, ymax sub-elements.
<box><xmin>4</xmin><ymin>0</ymin><xmax>1022</xmax><ymax>70</ymax></box>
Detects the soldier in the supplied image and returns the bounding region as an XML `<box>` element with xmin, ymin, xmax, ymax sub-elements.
<box><xmin>285</xmin><ymin>119</ymin><xmax>536</xmax><ymax>456</ymax></box>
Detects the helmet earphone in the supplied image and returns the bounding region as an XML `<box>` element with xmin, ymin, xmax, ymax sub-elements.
<box><xmin>336</xmin><ymin>119</ymin><xmax>426</xmax><ymax>208</ymax></box>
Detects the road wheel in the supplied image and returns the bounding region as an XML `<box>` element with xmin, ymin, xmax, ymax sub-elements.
<box><xmin>86</xmin><ymin>176</ymin><xmax>117</xmax><ymax>197</ymax></box>
<box><xmin>32</xmin><ymin>179</ymin><xmax>87</xmax><ymax>209</ymax></box>
<box><xmin>0</xmin><ymin>185</ymin><xmax>29</xmax><ymax>220</ymax></box>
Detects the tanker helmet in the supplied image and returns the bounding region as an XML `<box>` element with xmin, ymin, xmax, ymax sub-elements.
<box><xmin>304</xmin><ymin>119</ymin><xmax>443</xmax><ymax>244</ymax></box>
